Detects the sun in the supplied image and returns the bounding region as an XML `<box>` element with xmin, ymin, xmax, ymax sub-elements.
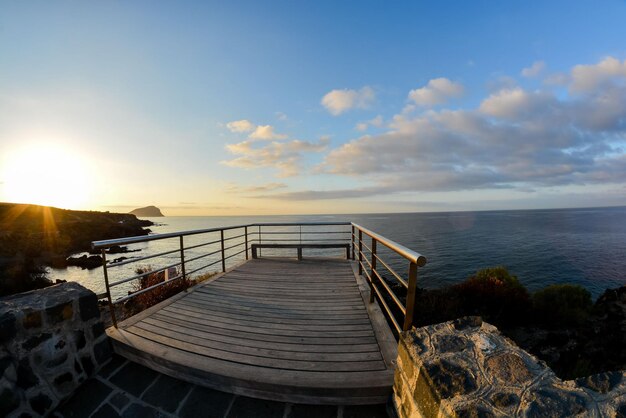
<box><xmin>2</xmin><ymin>144</ymin><xmax>93</xmax><ymax>209</ymax></box>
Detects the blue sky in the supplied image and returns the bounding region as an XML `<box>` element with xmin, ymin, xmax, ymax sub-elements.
<box><xmin>1</xmin><ymin>1</ymin><xmax>625</xmax><ymax>215</ymax></box>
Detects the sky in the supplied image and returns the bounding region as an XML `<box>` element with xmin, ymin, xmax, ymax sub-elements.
<box><xmin>1</xmin><ymin>0</ymin><xmax>626</xmax><ymax>216</ymax></box>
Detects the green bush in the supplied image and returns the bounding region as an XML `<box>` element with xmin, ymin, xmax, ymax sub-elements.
<box><xmin>451</xmin><ymin>266</ymin><xmax>531</xmax><ymax>327</ymax></box>
<box><xmin>532</xmin><ymin>284</ymin><xmax>592</xmax><ymax>327</ymax></box>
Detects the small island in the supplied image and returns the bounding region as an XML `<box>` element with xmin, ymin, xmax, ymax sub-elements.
<box><xmin>130</xmin><ymin>205</ymin><xmax>164</xmax><ymax>217</ymax></box>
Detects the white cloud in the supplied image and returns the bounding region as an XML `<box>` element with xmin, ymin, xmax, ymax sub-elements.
<box><xmin>249</xmin><ymin>125</ymin><xmax>288</xmax><ymax>140</ymax></box>
<box><xmin>226</xmin><ymin>119</ymin><xmax>255</xmax><ymax>133</ymax></box>
<box><xmin>408</xmin><ymin>78</ymin><xmax>464</xmax><ymax>106</ymax></box>
<box><xmin>355</xmin><ymin>115</ymin><xmax>384</xmax><ymax>131</ymax></box>
<box><xmin>317</xmin><ymin>56</ymin><xmax>626</xmax><ymax>195</ymax></box>
<box><xmin>226</xmin><ymin>182</ymin><xmax>287</xmax><ymax>193</ymax></box>
<box><xmin>521</xmin><ymin>61</ymin><xmax>546</xmax><ymax>77</ymax></box>
<box><xmin>321</xmin><ymin>86</ymin><xmax>375</xmax><ymax>116</ymax></box>
<box><xmin>222</xmin><ymin>137</ymin><xmax>329</xmax><ymax>177</ymax></box>
<box><xmin>570</xmin><ymin>57</ymin><xmax>626</xmax><ymax>92</ymax></box>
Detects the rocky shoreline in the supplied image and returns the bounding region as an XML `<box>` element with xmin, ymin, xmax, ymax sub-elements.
<box><xmin>0</xmin><ymin>203</ymin><xmax>153</xmax><ymax>296</ymax></box>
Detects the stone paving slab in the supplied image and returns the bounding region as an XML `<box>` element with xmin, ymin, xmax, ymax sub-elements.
<box><xmin>52</xmin><ymin>355</ymin><xmax>390</xmax><ymax>418</ymax></box>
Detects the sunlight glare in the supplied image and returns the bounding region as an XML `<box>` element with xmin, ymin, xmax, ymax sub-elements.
<box><xmin>2</xmin><ymin>144</ymin><xmax>93</xmax><ymax>209</ymax></box>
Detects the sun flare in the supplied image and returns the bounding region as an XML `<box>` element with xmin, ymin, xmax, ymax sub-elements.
<box><xmin>2</xmin><ymin>144</ymin><xmax>93</xmax><ymax>209</ymax></box>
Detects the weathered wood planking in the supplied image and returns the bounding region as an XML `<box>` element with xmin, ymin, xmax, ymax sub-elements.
<box><xmin>107</xmin><ymin>258</ymin><xmax>396</xmax><ymax>404</ymax></box>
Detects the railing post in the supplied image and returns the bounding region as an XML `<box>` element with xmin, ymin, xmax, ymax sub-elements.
<box><xmin>299</xmin><ymin>225</ymin><xmax>302</xmax><ymax>245</ymax></box>
<box><xmin>258</xmin><ymin>225</ymin><xmax>262</xmax><ymax>258</ymax></box>
<box><xmin>351</xmin><ymin>225</ymin><xmax>355</xmax><ymax>260</ymax></box>
<box><xmin>220</xmin><ymin>230</ymin><xmax>226</xmax><ymax>272</ymax></box>
<box><xmin>370</xmin><ymin>238</ymin><xmax>377</xmax><ymax>303</ymax></box>
<box><xmin>358</xmin><ymin>229</ymin><xmax>363</xmax><ymax>275</ymax></box>
<box><xmin>179</xmin><ymin>236</ymin><xmax>186</xmax><ymax>280</ymax></box>
<box><xmin>245</xmin><ymin>226</ymin><xmax>249</xmax><ymax>260</ymax></box>
<box><xmin>403</xmin><ymin>262</ymin><xmax>418</xmax><ymax>331</ymax></box>
<box><xmin>101</xmin><ymin>249</ymin><xmax>117</xmax><ymax>328</ymax></box>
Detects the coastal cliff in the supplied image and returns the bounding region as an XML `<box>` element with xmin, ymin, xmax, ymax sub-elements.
<box><xmin>0</xmin><ymin>203</ymin><xmax>153</xmax><ymax>296</ymax></box>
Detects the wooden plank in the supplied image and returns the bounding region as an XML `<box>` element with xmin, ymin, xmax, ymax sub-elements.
<box><xmin>183</xmin><ymin>294</ymin><xmax>368</xmax><ymax>312</ymax></box>
<box><xmin>132</xmin><ymin>320</ymin><xmax>381</xmax><ymax>354</ymax></box>
<box><xmin>130</xmin><ymin>323</ymin><xmax>383</xmax><ymax>362</ymax></box>
<box><xmin>126</xmin><ymin>326</ymin><xmax>385</xmax><ymax>372</ymax></box>
<box><xmin>109</xmin><ymin>328</ymin><xmax>392</xmax><ymax>388</ymax></box>
<box><xmin>151</xmin><ymin>311</ymin><xmax>375</xmax><ymax>338</ymax></box>
<box><xmin>109</xmin><ymin>329</ymin><xmax>392</xmax><ymax>404</ymax></box>
<box><xmin>160</xmin><ymin>306</ymin><xmax>373</xmax><ymax>331</ymax></box>
<box><xmin>160</xmin><ymin>304</ymin><xmax>372</xmax><ymax>326</ymax></box>
<box><xmin>141</xmin><ymin>315</ymin><xmax>378</xmax><ymax>345</ymax></box>
<box><xmin>110</xmin><ymin>258</ymin><xmax>396</xmax><ymax>405</ymax></box>
<box><xmin>171</xmin><ymin>300</ymin><xmax>370</xmax><ymax>321</ymax></box>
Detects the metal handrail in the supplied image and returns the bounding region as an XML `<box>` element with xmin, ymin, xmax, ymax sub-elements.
<box><xmin>94</xmin><ymin>222</ymin><xmax>353</xmax><ymax>327</ymax></box>
<box><xmin>351</xmin><ymin>223</ymin><xmax>427</xmax><ymax>334</ymax></box>
<box><xmin>93</xmin><ymin>221</ymin><xmax>426</xmax><ymax>335</ymax></box>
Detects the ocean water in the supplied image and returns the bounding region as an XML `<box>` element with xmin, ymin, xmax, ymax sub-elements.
<box><xmin>47</xmin><ymin>207</ymin><xmax>626</xmax><ymax>300</ymax></box>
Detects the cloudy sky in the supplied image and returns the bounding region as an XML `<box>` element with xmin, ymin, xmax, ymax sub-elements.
<box><xmin>1</xmin><ymin>1</ymin><xmax>625</xmax><ymax>215</ymax></box>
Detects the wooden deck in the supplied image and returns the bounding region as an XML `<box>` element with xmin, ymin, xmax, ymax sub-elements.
<box><xmin>107</xmin><ymin>258</ymin><xmax>397</xmax><ymax>404</ymax></box>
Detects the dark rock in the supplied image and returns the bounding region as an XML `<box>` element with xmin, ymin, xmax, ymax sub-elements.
<box><xmin>92</xmin><ymin>322</ymin><xmax>105</xmax><ymax>339</ymax></box>
<box><xmin>55</xmin><ymin>339</ymin><xmax>66</xmax><ymax>350</ymax></box>
<box><xmin>29</xmin><ymin>393</ymin><xmax>53</xmax><ymax>415</ymax></box>
<box><xmin>433</xmin><ymin>335</ymin><xmax>467</xmax><ymax>353</ymax></box>
<box><xmin>66</xmin><ymin>255</ymin><xmax>104</xmax><ymax>269</ymax></box>
<box><xmin>0</xmin><ymin>388</ymin><xmax>19</xmax><ymax>416</ymax></box>
<box><xmin>79</xmin><ymin>293</ymin><xmax>100</xmax><ymax>321</ymax></box>
<box><xmin>576</xmin><ymin>371</ymin><xmax>623</xmax><ymax>394</ymax></box>
<box><xmin>74</xmin><ymin>359</ymin><xmax>83</xmax><ymax>374</ymax></box>
<box><xmin>22</xmin><ymin>333</ymin><xmax>52</xmax><ymax>350</ymax></box>
<box><xmin>17</xmin><ymin>359</ymin><xmax>39</xmax><ymax>389</ymax></box>
<box><xmin>425</xmin><ymin>359</ymin><xmax>478</xmax><ymax>398</ymax></box>
<box><xmin>97</xmin><ymin>355</ymin><xmax>126</xmax><ymax>378</ymax></box>
<box><xmin>0</xmin><ymin>355</ymin><xmax>14</xmax><ymax>378</ymax></box>
<box><xmin>526</xmin><ymin>387</ymin><xmax>587</xmax><ymax>418</ymax></box>
<box><xmin>491</xmin><ymin>392</ymin><xmax>519</xmax><ymax>408</ymax></box>
<box><xmin>45</xmin><ymin>352</ymin><xmax>68</xmax><ymax>368</ymax></box>
<box><xmin>455</xmin><ymin>403</ymin><xmax>496</xmax><ymax>418</ymax></box>
<box><xmin>617</xmin><ymin>402</ymin><xmax>626</xmax><ymax>418</ymax></box>
<box><xmin>453</xmin><ymin>316</ymin><xmax>483</xmax><ymax>330</ymax></box>
<box><xmin>23</xmin><ymin>310</ymin><xmax>42</xmax><ymax>329</ymax></box>
<box><xmin>54</xmin><ymin>372</ymin><xmax>74</xmax><ymax>390</ymax></box>
<box><xmin>94</xmin><ymin>339</ymin><xmax>112</xmax><ymax>365</ymax></box>
<box><xmin>46</xmin><ymin>302</ymin><xmax>73</xmax><ymax>324</ymax></box>
<box><xmin>74</xmin><ymin>330</ymin><xmax>86</xmax><ymax>350</ymax></box>
<box><xmin>81</xmin><ymin>355</ymin><xmax>94</xmax><ymax>375</ymax></box>
<box><xmin>0</xmin><ymin>312</ymin><xmax>17</xmax><ymax>342</ymax></box>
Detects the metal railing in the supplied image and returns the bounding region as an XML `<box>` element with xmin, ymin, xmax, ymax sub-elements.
<box><xmin>92</xmin><ymin>222</ymin><xmax>352</xmax><ymax>328</ymax></box>
<box><xmin>351</xmin><ymin>224</ymin><xmax>427</xmax><ymax>336</ymax></box>
<box><xmin>92</xmin><ymin>221</ymin><xmax>427</xmax><ymax>335</ymax></box>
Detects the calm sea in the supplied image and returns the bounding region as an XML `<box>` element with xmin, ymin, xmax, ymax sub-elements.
<box><xmin>47</xmin><ymin>206</ymin><xmax>626</xmax><ymax>300</ymax></box>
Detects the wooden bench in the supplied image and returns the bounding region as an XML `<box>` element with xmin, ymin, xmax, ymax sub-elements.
<box><xmin>251</xmin><ymin>243</ymin><xmax>351</xmax><ymax>260</ymax></box>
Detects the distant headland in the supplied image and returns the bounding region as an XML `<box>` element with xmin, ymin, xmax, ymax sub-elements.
<box><xmin>130</xmin><ymin>205</ymin><xmax>164</xmax><ymax>217</ymax></box>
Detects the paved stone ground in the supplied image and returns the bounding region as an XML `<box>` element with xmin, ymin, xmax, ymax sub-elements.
<box><xmin>51</xmin><ymin>355</ymin><xmax>390</xmax><ymax>418</ymax></box>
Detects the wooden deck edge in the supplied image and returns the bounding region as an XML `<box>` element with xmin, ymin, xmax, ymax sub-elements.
<box><xmin>107</xmin><ymin>327</ymin><xmax>391</xmax><ymax>405</ymax></box>
<box><xmin>114</xmin><ymin>259</ymin><xmax>251</xmax><ymax>329</ymax></box>
<box><xmin>349</xmin><ymin>261</ymin><xmax>399</xmax><ymax>370</ymax></box>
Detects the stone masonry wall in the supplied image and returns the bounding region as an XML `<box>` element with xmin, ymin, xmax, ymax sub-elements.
<box><xmin>393</xmin><ymin>317</ymin><xmax>626</xmax><ymax>417</ymax></box>
<box><xmin>0</xmin><ymin>282</ymin><xmax>112</xmax><ymax>417</ymax></box>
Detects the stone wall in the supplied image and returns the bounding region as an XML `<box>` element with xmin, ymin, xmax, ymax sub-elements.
<box><xmin>0</xmin><ymin>282</ymin><xmax>112</xmax><ymax>417</ymax></box>
<box><xmin>393</xmin><ymin>317</ymin><xmax>626</xmax><ymax>417</ymax></box>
